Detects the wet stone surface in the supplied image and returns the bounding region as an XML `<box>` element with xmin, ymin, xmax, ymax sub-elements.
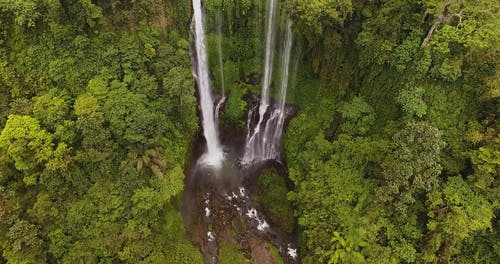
<box><xmin>182</xmin><ymin>88</ymin><xmax>299</xmax><ymax>263</ymax></box>
<box><xmin>182</xmin><ymin>156</ymin><xmax>299</xmax><ymax>264</ymax></box>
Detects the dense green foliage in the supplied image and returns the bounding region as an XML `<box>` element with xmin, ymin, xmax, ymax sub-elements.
<box><xmin>283</xmin><ymin>0</ymin><xmax>499</xmax><ymax>263</ymax></box>
<box><xmin>255</xmin><ymin>169</ymin><xmax>295</xmax><ymax>233</ymax></box>
<box><xmin>0</xmin><ymin>0</ymin><xmax>498</xmax><ymax>263</ymax></box>
<box><xmin>218</xmin><ymin>243</ymin><xmax>246</xmax><ymax>264</ymax></box>
<box><xmin>0</xmin><ymin>0</ymin><xmax>202</xmax><ymax>263</ymax></box>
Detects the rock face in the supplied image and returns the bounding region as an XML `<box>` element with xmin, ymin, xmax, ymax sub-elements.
<box><xmin>249</xmin><ymin>237</ymin><xmax>279</xmax><ymax>264</ymax></box>
<box><xmin>182</xmin><ymin>147</ymin><xmax>299</xmax><ymax>263</ymax></box>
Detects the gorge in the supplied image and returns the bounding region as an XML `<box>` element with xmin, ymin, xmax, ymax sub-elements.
<box><xmin>185</xmin><ymin>0</ymin><xmax>298</xmax><ymax>262</ymax></box>
<box><xmin>191</xmin><ymin>0</ymin><xmax>224</xmax><ymax>167</ymax></box>
<box><xmin>0</xmin><ymin>0</ymin><xmax>497</xmax><ymax>263</ymax></box>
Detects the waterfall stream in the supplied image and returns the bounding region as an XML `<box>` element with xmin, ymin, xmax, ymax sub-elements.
<box><xmin>260</xmin><ymin>18</ymin><xmax>294</xmax><ymax>160</ymax></box>
<box><xmin>192</xmin><ymin>0</ymin><xmax>224</xmax><ymax>167</ymax></box>
<box><xmin>215</xmin><ymin>10</ymin><xmax>225</xmax><ymax>95</ymax></box>
<box><xmin>242</xmin><ymin>0</ymin><xmax>278</xmax><ymax>164</ymax></box>
<box><xmin>242</xmin><ymin>4</ymin><xmax>294</xmax><ymax>164</ymax></box>
<box><xmin>191</xmin><ymin>0</ymin><xmax>294</xmax><ymax>166</ymax></box>
<box><xmin>259</xmin><ymin>0</ymin><xmax>278</xmax><ymax>120</ymax></box>
<box><xmin>186</xmin><ymin>1</ymin><xmax>298</xmax><ymax>263</ymax></box>
<box><xmin>272</xmin><ymin>19</ymin><xmax>293</xmax><ymax>152</ymax></box>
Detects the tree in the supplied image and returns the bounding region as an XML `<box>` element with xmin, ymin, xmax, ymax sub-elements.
<box><xmin>378</xmin><ymin>122</ymin><xmax>445</xmax><ymax>212</ymax></box>
<box><xmin>469</xmin><ymin>137</ymin><xmax>500</xmax><ymax>192</ymax></box>
<box><xmin>424</xmin><ymin>176</ymin><xmax>494</xmax><ymax>263</ymax></box>
<box><xmin>397</xmin><ymin>86</ymin><xmax>427</xmax><ymax>120</ymax></box>
<box><xmin>0</xmin><ymin>0</ymin><xmax>41</xmax><ymax>27</ymax></box>
<box><xmin>33</xmin><ymin>91</ymin><xmax>70</xmax><ymax>131</ymax></box>
<box><xmin>2</xmin><ymin>219</ymin><xmax>46</xmax><ymax>263</ymax></box>
<box><xmin>102</xmin><ymin>88</ymin><xmax>161</xmax><ymax>145</ymax></box>
<box><xmin>294</xmin><ymin>0</ymin><xmax>354</xmax><ymax>34</ymax></box>
<box><xmin>0</xmin><ymin>115</ymin><xmax>53</xmax><ymax>178</ymax></box>
<box><xmin>338</xmin><ymin>96</ymin><xmax>375</xmax><ymax>136</ymax></box>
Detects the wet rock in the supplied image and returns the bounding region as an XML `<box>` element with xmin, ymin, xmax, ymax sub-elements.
<box><xmin>249</xmin><ymin>237</ymin><xmax>279</xmax><ymax>264</ymax></box>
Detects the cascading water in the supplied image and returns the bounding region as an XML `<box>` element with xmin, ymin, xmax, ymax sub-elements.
<box><xmin>258</xmin><ymin>0</ymin><xmax>278</xmax><ymax>120</ymax></box>
<box><xmin>242</xmin><ymin>0</ymin><xmax>279</xmax><ymax>163</ymax></box>
<box><xmin>213</xmin><ymin>10</ymin><xmax>226</xmax><ymax>126</ymax></box>
<box><xmin>214</xmin><ymin>95</ymin><xmax>226</xmax><ymax>125</ymax></box>
<box><xmin>271</xmin><ymin>19</ymin><xmax>293</xmax><ymax>151</ymax></box>
<box><xmin>259</xmin><ymin>19</ymin><xmax>294</xmax><ymax>160</ymax></box>
<box><xmin>242</xmin><ymin>5</ymin><xmax>294</xmax><ymax>164</ymax></box>
<box><xmin>192</xmin><ymin>0</ymin><xmax>224</xmax><ymax>167</ymax></box>
<box><xmin>215</xmin><ymin>10</ymin><xmax>225</xmax><ymax>95</ymax></box>
<box><xmin>184</xmin><ymin>2</ymin><xmax>299</xmax><ymax>263</ymax></box>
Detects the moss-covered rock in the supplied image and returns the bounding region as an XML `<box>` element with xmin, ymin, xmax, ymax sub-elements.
<box><xmin>218</xmin><ymin>243</ymin><xmax>247</xmax><ymax>264</ymax></box>
<box><xmin>255</xmin><ymin>168</ymin><xmax>295</xmax><ymax>233</ymax></box>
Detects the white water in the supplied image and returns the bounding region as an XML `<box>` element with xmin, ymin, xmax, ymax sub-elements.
<box><xmin>272</xmin><ymin>19</ymin><xmax>293</xmax><ymax>143</ymax></box>
<box><xmin>188</xmin><ymin>2</ymin><xmax>298</xmax><ymax>261</ymax></box>
<box><xmin>214</xmin><ymin>95</ymin><xmax>226</xmax><ymax>125</ymax></box>
<box><xmin>212</xmin><ymin>12</ymin><xmax>225</xmax><ymax>130</ymax></box>
<box><xmin>192</xmin><ymin>0</ymin><xmax>224</xmax><ymax>167</ymax></box>
<box><xmin>266</xmin><ymin>19</ymin><xmax>293</xmax><ymax>159</ymax></box>
<box><xmin>243</xmin><ymin>14</ymin><xmax>294</xmax><ymax>164</ymax></box>
<box><xmin>259</xmin><ymin>0</ymin><xmax>278</xmax><ymax>119</ymax></box>
<box><xmin>242</xmin><ymin>0</ymin><xmax>279</xmax><ymax>163</ymax></box>
<box><xmin>287</xmin><ymin>246</ymin><xmax>298</xmax><ymax>260</ymax></box>
<box><xmin>215</xmin><ymin>11</ymin><xmax>225</xmax><ymax>95</ymax></box>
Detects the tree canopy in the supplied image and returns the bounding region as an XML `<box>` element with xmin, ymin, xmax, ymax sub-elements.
<box><xmin>0</xmin><ymin>0</ymin><xmax>498</xmax><ymax>263</ymax></box>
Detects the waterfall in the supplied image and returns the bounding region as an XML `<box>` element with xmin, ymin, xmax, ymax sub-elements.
<box><xmin>273</xmin><ymin>19</ymin><xmax>293</xmax><ymax>142</ymax></box>
<box><xmin>262</xmin><ymin>19</ymin><xmax>293</xmax><ymax>160</ymax></box>
<box><xmin>242</xmin><ymin>0</ymin><xmax>279</xmax><ymax>164</ymax></box>
<box><xmin>259</xmin><ymin>0</ymin><xmax>278</xmax><ymax>120</ymax></box>
<box><xmin>242</xmin><ymin>9</ymin><xmax>293</xmax><ymax>164</ymax></box>
<box><xmin>214</xmin><ymin>95</ymin><xmax>226</xmax><ymax>125</ymax></box>
<box><xmin>192</xmin><ymin>0</ymin><xmax>224</xmax><ymax>167</ymax></box>
<box><xmin>190</xmin><ymin>0</ymin><xmax>293</xmax><ymax>165</ymax></box>
<box><xmin>215</xmin><ymin>10</ymin><xmax>225</xmax><ymax>95</ymax></box>
<box><xmin>214</xmin><ymin>11</ymin><xmax>226</xmax><ymax>126</ymax></box>
<box><xmin>185</xmin><ymin>3</ymin><xmax>299</xmax><ymax>262</ymax></box>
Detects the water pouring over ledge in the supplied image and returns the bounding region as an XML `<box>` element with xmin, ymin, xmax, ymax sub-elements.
<box><xmin>185</xmin><ymin>1</ymin><xmax>299</xmax><ymax>262</ymax></box>
<box><xmin>191</xmin><ymin>0</ymin><xmax>224</xmax><ymax>167</ymax></box>
<box><xmin>241</xmin><ymin>0</ymin><xmax>279</xmax><ymax>164</ymax></box>
<box><xmin>242</xmin><ymin>6</ymin><xmax>294</xmax><ymax>165</ymax></box>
